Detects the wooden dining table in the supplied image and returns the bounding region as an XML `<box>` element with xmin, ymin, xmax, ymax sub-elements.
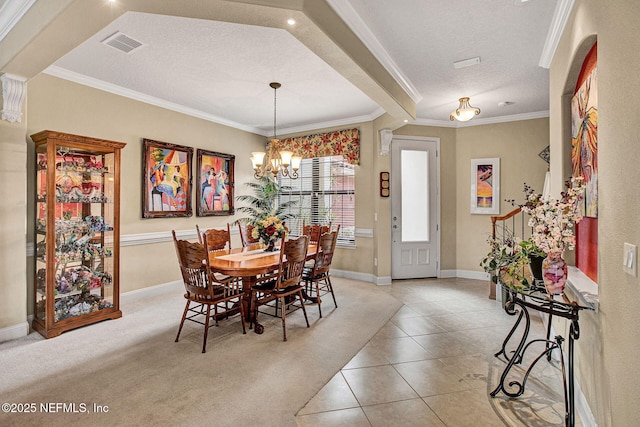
<box><xmin>208</xmin><ymin>243</ymin><xmax>317</xmax><ymax>334</ymax></box>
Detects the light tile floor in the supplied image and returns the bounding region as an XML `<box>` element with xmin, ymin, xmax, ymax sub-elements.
<box><xmin>296</xmin><ymin>278</ymin><xmax>574</xmax><ymax>427</ymax></box>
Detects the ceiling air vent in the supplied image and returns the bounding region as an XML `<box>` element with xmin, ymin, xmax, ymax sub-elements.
<box><xmin>101</xmin><ymin>31</ymin><xmax>144</xmax><ymax>54</ymax></box>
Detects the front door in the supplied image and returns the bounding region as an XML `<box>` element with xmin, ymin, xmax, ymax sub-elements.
<box><xmin>391</xmin><ymin>136</ymin><xmax>439</xmax><ymax>279</ymax></box>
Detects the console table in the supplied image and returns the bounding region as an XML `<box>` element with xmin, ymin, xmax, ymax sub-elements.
<box><xmin>490</xmin><ymin>283</ymin><xmax>592</xmax><ymax>427</ymax></box>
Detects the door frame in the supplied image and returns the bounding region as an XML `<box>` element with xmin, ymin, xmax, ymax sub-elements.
<box><xmin>390</xmin><ymin>135</ymin><xmax>441</xmax><ymax>279</ymax></box>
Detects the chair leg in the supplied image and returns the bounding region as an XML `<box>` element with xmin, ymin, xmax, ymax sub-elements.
<box><xmin>280</xmin><ymin>296</ymin><xmax>287</xmax><ymax>341</ymax></box>
<box><xmin>298</xmin><ymin>290</ymin><xmax>310</xmax><ymax>328</ymax></box>
<box><xmin>202</xmin><ymin>304</ymin><xmax>212</xmax><ymax>353</ymax></box>
<box><xmin>175</xmin><ymin>300</ymin><xmax>190</xmax><ymax>343</ymax></box>
<box><xmin>327</xmin><ymin>276</ymin><xmax>337</xmax><ymax>307</ymax></box>
<box><xmin>238</xmin><ymin>297</ymin><xmax>247</xmax><ymax>334</ymax></box>
<box><xmin>315</xmin><ymin>280</ymin><xmax>323</xmax><ymax>318</ymax></box>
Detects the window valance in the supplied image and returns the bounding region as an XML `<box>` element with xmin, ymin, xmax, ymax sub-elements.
<box><xmin>278</xmin><ymin>128</ymin><xmax>360</xmax><ymax>165</ymax></box>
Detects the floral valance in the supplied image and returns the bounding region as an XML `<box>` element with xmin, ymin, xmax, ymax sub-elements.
<box><xmin>278</xmin><ymin>128</ymin><xmax>360</xmax><ymax>165</ymax></box>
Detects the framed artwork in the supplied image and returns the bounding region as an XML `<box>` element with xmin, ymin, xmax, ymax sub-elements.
<box><xmin>470</xmin><ymin>157</ymin><xmax>500</xmax><ymax>215</ymax></box>
<box><xmin>142</xmin><ymin>138</ymin><xmax>193</xmax><ymax>218</ymax></box>
<box><xmin>196</xmin><ymin>149</ymin><xmax>235</xmax><ymax>216</ymax></box>
<box><xmin>571</xmin><ymin>64</ymin><xmax>598</xmax><ymax>217</ymax></box>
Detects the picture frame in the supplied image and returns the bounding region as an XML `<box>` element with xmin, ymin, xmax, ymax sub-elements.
<box><xmin>379</xmin><ymin>171</ymin><xmax>390</xmax><ymax>197</ymax></box>
<box><xmin>196</xmin><ymin>149</ymin><xmax>235</xmax><ymax>216</ymax></box>
<box><xmin>142</xmin><ymin>138</ymin><xmax>193</xmax><ymax>218</ymax></box>
<box><xmin>470</xmin><ymin>157</ymin><xmax>500</xmax><ymax>215</ymax></box>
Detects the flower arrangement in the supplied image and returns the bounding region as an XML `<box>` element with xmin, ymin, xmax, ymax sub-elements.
<box><xmin>251</xmin><ymin>214</ymin><xmax>288</xmax><ymax>249</ymax></box>
<box><xmin>520</xmin><ymin>176</ymin><xmax>585</xmax><ymax>255</ymax></box>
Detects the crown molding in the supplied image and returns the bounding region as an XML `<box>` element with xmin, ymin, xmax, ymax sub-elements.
<box><xmin>538</xmin><ymin>0</ymin><xmax>575</xmax><ymax>69</ymax></box>
<box><xmin>277</xmin><ymin>107</ymin><xmax>385</xmax><ymax>136</ymax></box>
<box><xmin>0</xmin><ymin>0</ymin><xmax>36</xmax><ymax>42</ymax></box>
<box><xmin>43</xmin><ymin>66</ymin><xmax>261</xmax><ymax>134</ymax></box>
<box><xmin>411</xmin><ymin>110</ymin><xmax>549</xmax><ymax>128</ymax></box>
<box><xmin>326</xmin><ymin>0</ymin><xmax>422</xmax><ymax>104</ymax></box>
<box><xmin>44</xmin><ymin>65</ymin><xmax>384</xmax><ymax>137</ymax></box>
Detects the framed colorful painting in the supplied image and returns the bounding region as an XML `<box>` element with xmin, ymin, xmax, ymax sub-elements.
<box><xmin>196</xmin><ymin>149</ymin><xmax>235</xmax><ymax>216</ymax></box>
<box><xmin>470</xmin><ymin>157</ymin><xmax>500</xmax><ymax>214</ymax></box>
<box><xmin>142</xmin><ymin>138</ymin><xmax>193</xmax><ymax>218</ymax></box>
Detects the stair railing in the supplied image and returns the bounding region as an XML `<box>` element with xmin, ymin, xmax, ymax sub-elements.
<box><xmin>488</xmin><ymin>207</ymin><xmax>529</xmax><ymax>300</ymax></box>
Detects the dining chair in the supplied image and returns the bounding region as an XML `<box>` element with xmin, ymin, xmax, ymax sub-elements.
<box><xmin>303</xmin><ymin>226</ymin><xmax>339</xmax><ymax>318</ymax></box>
<box><xmin>302</xmin><ymin>222</ymin><xmax>332</xmax><ymax>245</ymax></box>
<box><xmin>196</xmin><ymin>224</ymin><xmax>236</xmax><ymax>286</ymax></box>
<box><xmin>196</xmin><ymin>224</ymin><xmax>232</xmax><ymax>250</ymax></box>
<box><xmin>172</xmin><ymin>230</ymin><xmax>246</xmax><ymax>353</ymax></box>
<box><xmin>250</xmin><ymin>235</ymin><xmax>310</xmax><ymax>341</ymax></box>
<box><xmin>238</xmin><ymin>223</ymin><xmax>260</xmax><ymax>247</ymax></box>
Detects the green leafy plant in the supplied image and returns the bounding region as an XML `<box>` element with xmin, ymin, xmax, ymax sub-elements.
<box><xmin>480</xmin><ymin>234</ymin><xmax>533</xmax><ymax>292</ymax></box>
<box><xmin>235</xmin><ymin>176</ymin><xmax>298</xmax><ymax>225</ymax></box>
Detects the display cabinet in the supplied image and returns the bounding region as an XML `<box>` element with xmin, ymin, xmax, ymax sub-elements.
<box><xmin>31</xmin><ymin>130</ymin><xmax>126</xmax><ymax>338</ymax></box>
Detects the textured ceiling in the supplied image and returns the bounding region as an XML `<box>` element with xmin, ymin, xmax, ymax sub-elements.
<box><xmin>26</xmin><ymin>0</ymin><xmax>558</xmax><ymax>134</ymax></box>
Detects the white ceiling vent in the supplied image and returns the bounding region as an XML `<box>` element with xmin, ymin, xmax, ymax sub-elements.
<box><xmin>101</xmin><ymin>31</ymin><xmax>144</xmax><ymax>54</ymax></box>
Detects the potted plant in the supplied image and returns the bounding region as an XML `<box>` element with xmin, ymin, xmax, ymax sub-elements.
<box><xmin>519</xmin><ymin>238</ymin><xmax>546</xmax><ymax>282</ymax></box>
<box><xmin>235</xmin><ymin>176</ymin><xmax>298</xmax><ymax>225</ymax></box>
<box><xmin>480</xmin><ymin>235</ymin><xmax>532</xmax><ymax>293</ymax></box>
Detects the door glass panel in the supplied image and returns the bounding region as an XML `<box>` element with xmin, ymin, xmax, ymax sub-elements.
<box><xmin>401</xmin><ymin>150</ymin><xmax>429</xmax><ymax>242</ymax></box>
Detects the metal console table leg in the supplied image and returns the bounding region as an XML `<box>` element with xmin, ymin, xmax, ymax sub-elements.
<box><xmin>490</xmin><ymin>288</ymin><xmax>590</xmax><ymax>427</ymax></box>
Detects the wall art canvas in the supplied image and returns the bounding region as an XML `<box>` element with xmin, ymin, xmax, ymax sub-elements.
<box><xmin>196</xmin><ymin>149</ymin><xmax>234</xmax><ymax>216</ymax></box>
<box><xmin>142</xmin><ymin>138</ymin><xmax>192</xmax><ymax>218</ymax></box>
<box><xmin>571</xmin><ymin>66</ymin><xmax>598</xmax><ymax>217</ymax></box>
<box><xmin>470</xmin><ymin>158</ymin><xmax>500</xmax><ymax>215</ymax></box>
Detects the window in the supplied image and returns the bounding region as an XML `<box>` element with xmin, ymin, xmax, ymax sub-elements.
<box><xmin>278</xmin><ymin>156</ymin><xmax>355</xmax><ymax>247</ymax></box>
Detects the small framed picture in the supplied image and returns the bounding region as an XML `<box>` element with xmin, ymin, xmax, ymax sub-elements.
<box><xmin>196</xmin><ymin>149</ymin><xmax>235</xmax><ymax>216</ymax></box>
<box><xmin>470</xmin><ymin>157</ymin><xmax>500</xmax><ymax>215</ymax></box>
<box><xmin>142</xmin><ymin>138</ymin><xmax>193</xmax><ymax>218</ymax></box>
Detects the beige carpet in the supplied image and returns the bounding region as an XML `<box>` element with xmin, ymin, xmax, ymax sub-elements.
<box><xmin>0</xmin><ymin>277</ymin><xmax>402</xmax><ymax>427</ymax></box>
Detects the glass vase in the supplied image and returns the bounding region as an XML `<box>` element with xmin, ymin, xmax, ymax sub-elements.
<box><xmin>542</xmin><ymin>251</ymin><xmax>568</xmax><ymax>295</ymax></box>
<box><xmin>264</xmin><ymin>240</ymin><xmax>277</xmax><ymax>252</ymax></box>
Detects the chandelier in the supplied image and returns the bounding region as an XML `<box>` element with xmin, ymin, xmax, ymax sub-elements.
<box><xmin>250</xmin><ymin>82</ymin><xmax>301</xmax><ymax>179</ymax></box>
<box><xmin>449</xmin><ymin>97</ymin><xmax>481</xmax><ymax>122</ymax></box>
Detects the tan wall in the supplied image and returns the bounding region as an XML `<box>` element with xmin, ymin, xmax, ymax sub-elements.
<box><xmin>26</xmin><ymin>74</ymin><xmax>265</xmax><ymax>296</ymax></box>
<box><xmin>394</xmin><ymin>120</ymin><xmax>549</xmax><ymax>274</ymax></box>
<box><xmin>455</xmin><ymin>119</ymin><xmax>549</xmax><ymax>272</ymax></box>
<box><xmin>549</xmin><ymin>1</ymin><xmax>640</xmax><ymax>425</ymax></box>
<box><xmin>0</xmin><ymin>120</ymin><xmax>28</xmax><ymax>330</ymax></box>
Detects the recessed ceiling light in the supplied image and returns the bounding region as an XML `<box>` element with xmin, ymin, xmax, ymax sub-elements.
<box><xmin>287</xmin><ymin>18</ymin><xmax>296</xmax><ymax>26</ymax></box>
<box><xmin>453</xmin><ymin>57</ymin><xmax>481</xmax><ymax>69</ymax></box>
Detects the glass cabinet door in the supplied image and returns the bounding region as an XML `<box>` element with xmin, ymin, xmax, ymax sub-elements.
<box><xmin>32</xmin><ymin>130</ymin><xmax>124</xmax><ymax>337</ymax></box>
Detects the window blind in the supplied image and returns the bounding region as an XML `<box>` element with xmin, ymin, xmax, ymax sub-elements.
<box><xmin>278</xmin><ymin>156</ymin><xmax>355</xmax><ymax>247</ymax></box>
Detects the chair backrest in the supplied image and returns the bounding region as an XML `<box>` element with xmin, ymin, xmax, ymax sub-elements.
<box><xmin>275</xmin><ymin>235</ymin><xmax>309</xmax><ymax>291</ymax></box>
<box><xmin>311</xmin><ymin>230</ymin><xmax>338</xmax><ymax>276</ymax></box>
<box><xmin>302</xmin><ymin>223</ymin><xmax>331</xmax><ymax>244</ymax></box>
<box><xmin>172</xmin><ymin>230</ymin><xmax>212</xmax><ymax>299</ymax></box>
<box><xmin>202</xmin><ymin>227</ymin><xmax>231</xmax><ymax>251</ymax></box>
<box><xmin>238</xmin><ymin>223</ymin><xmax>260</xmax><ymax>247</ymax></box>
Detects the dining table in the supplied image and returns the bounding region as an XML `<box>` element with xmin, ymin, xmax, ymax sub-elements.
<box><xmin>208</xmin><ymin>243</ymin><xmax>317</xmax><ymax>334</ymax></box>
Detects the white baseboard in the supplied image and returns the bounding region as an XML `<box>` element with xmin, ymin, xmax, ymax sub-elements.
<box><xmin>121</xmin><ymin>280</ymin><xmax>183</xmax><ymax>302</ymax></box>
<box><xmin>455</xmin><ymin>269</ymin><xmax>490</xmax><ymax>280</ymax></box>
<box><xmin>439</xmin><ymin>269</ymin><xmax>457</xmax><ymax>278</ymax></box>
<box><xmin>0</xmin><ymin>321</ymin><xmax>29</xmax><ymax>343</ymax></box>
<box><xmin>331</xmin><ymin>269</ymin><xmax>391</xmax><ymax>285</ymax></box>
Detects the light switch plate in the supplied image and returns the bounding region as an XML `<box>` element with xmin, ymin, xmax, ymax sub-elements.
<box><xmin>623</xmin><ymin>243</ymin><xmax>637</xmax><ymax>277</ymax></box>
